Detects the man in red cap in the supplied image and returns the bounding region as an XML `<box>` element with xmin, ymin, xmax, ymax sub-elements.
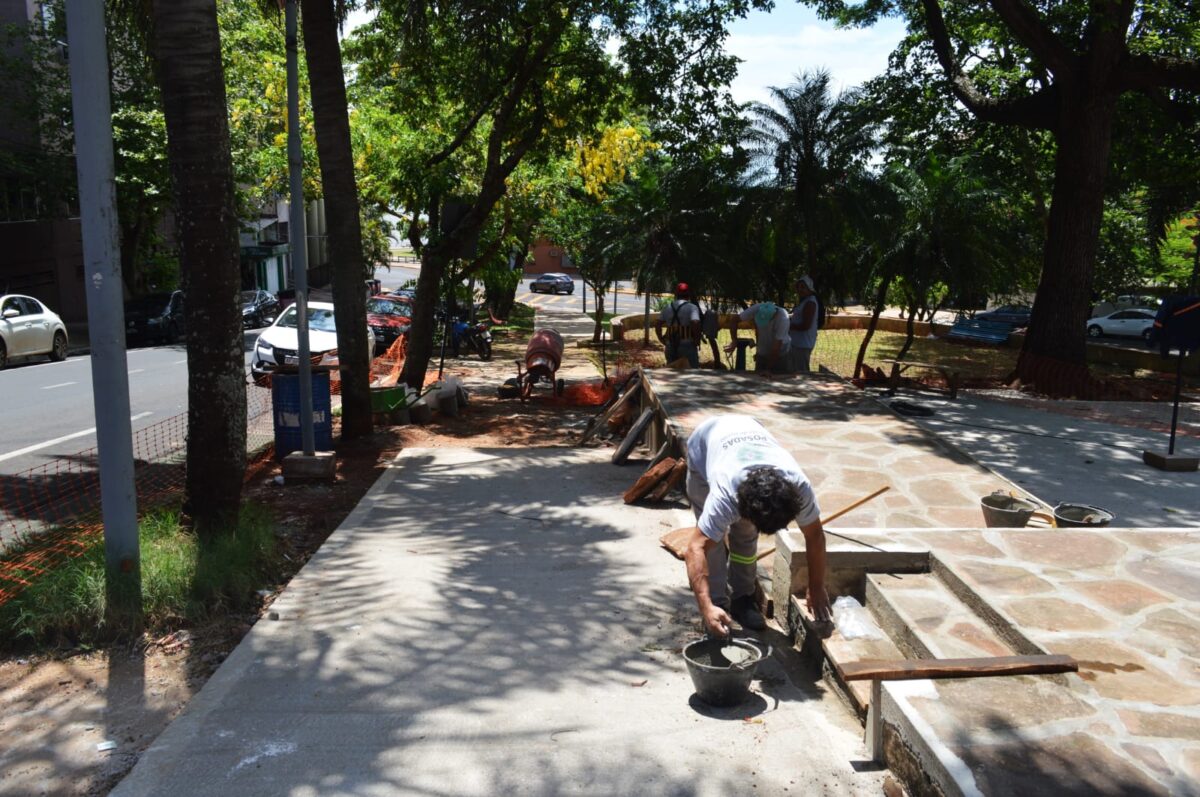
<box><xmin>656</xmin><ymin>282</ymin><xmax>701</xmax><ymax>367</ymax></box>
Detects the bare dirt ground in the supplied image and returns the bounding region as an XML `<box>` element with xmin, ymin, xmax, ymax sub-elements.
<box><xmin>0</xmin><ymin>325</ymin><xmax>608</xmax><ymax>796</ymax></box>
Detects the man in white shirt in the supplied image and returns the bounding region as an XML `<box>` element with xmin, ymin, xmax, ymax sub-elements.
<box><xmin>655</xmin><ymin>282</ymin><xmax>702</xmax><ymax>367</ymax></box>
<box><xmin>730</xmin><ymin>302</ymin><xmax>791</xmax><ymax>372</ymax></box>
<box><xmin>789</xmin><ymin>275</ymin><xmax>820</xmax><ymax>373</ymax></box>
<box><xmin>682</xmin><ymin>415</ymin><xmax>831</xmax><ymax>635</ymax></box>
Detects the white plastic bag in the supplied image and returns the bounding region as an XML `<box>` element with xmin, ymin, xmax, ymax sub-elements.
<box><xmin>832</xmin><ymin>596</ymin><xmax>883</xmax><ymax>640</ymax></box>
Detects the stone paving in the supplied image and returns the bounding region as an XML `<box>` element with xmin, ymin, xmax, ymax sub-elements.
<box><xmin>643</xmin><ymin>369</ymin><xmax>1019</xmax><ymax>528</ymax></box>
<box><xmin>774</xmin><ymin>527</ymin><xmax>1200</xmax><ymax>796</ymax></box>
<box><xmin>640</xmin><ymin>368</ymin><xmax>1200</xmax><ymax>795</ymax></box>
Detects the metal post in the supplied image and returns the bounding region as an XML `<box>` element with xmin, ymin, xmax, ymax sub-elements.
<box><xmin>65</xmin><ymin>0</ymin><xmax>139</xmax><ymax>583</ymax></box>
<box><xmin>581</xmin><ymin>280</ymin><xmax>586</xmax><ymax>314</ymax></box>
<box><xmin>1169</xmin><ymin>349</ymin><xmax>1185</xmax><ymax>455</ymax></box>
<box><xmin>286</xmin><ymin>0</ymin><xmax>314</xmax><ymax>455</ymax></box>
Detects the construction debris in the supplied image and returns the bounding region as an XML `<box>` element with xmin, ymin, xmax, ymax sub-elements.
<box><xmin>623</xmin><ymin>457</ymin><xmax>678</xmax><ymax>504</ymax></box>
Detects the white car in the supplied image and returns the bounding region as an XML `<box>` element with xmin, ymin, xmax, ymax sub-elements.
<box><xmin>1087</xmin><ymin>309</ymin><xmax>1157</xmax><ymax>341</ymax></box>
<box><xmin>0</xmin><ymin>294</ymin><xmax>68</xmax><ymax>368</ymax></box>
<box><xmin>250</xmin><ymin>300</ymin><xmax>374</xmax><ymax>379</ymax></box>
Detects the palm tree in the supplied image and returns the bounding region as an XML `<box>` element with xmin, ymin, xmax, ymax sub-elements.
<box><xmin>744</xmin><ymin>69</ymin><xmax>873</xmax><ymax>285</ymax></box>
<box><xmin>300</xmin><ymin>0</ymin><xmax>372</xmax><ymax>439</ymax></box>
<box><xmin>149</xmin><ymin>0</ymin><xmax>246</xmax><ymax>533</ymax></box>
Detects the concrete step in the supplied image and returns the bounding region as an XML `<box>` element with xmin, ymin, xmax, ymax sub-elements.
<box><xmin>791</xmin><ymin>594</ymin><xmax>905</xmax><ymax>719</ymax></box>
<box><xmin>865</xmin><ymin>572</ymin><xmax>1015</xmax><ymax>660</ymax></box>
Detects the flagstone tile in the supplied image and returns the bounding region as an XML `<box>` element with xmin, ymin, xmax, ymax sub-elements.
<box><xmin>1125</xmin><ymin>556</ymin><xmax>1200</xmax><ymax>602</ymax></box>
<box><xmin>1118</xmin><ymin>531</ymin><xmax>1200</xmax><ymax>552</ymax></box>
<box><xmin>1069</xmin><ymin>579</ymin><xmax>1173</xmax><ymax>615</ymax></box>
<box><xmin>1120</xmin><ymin>743</ymin><xmax>1174</xmax><ymax>780</ymax></box>
<box><xmin>1117</xmin><ymin>709</ymin><xmax>1200</xmax><ymax>742</ymax></box>
<box><xmin>1138</xmin><ymin>609</ymin><xmax>1200</xmax><ymax>660</ymax></box>
<box><xmin>1006</xmin><ymin>530</ymin><xmax>1126</xmax><ymax>569</ymax></box>
<box><xmin>1003</xmin><ymin>597</ymin><xmax>1112</xmax><ymax>633</ymax></box>
<box><xmin>919</xmin><ymin>530</ymin><xmax>1004</xmax><ymax>558</ymax></box>
<box><xmin>1052</xmin><ymin>638</ymin><xmax>1200</xmax><ymax>706</ymax></box>
<box><xmin>958</xmin><ymin>561</ymin><xmax>1055</xmax><ymax>596</ymax></box>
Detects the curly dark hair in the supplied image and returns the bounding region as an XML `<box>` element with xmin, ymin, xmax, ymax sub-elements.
<box><xmin>735</xmin><ymin>466</ymin><xmax>802</xmax><ymax>533</ymax></box>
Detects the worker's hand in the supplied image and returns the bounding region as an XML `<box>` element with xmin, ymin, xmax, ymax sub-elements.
<box><xmin>702</xmin><ymin>604</ymin><xmax>734</xmax><ymax>638</ymax></box>
<box><xmin>807</xmin><ymin>584</ymin><xmax>832</xmax><ymax>624</ymax></box>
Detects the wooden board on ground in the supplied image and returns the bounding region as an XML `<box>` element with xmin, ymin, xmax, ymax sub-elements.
<box><xmin>647</xmin><ymin>458</ymin><xmax>687</xmax><ymax>502</ymax></box>
<box><xmin>624</xmin><ymin>457</ymin><xmax>677</xmax><ymax>504</ymax></box>
<box><xmin>837</xmin><ymin>654</ymin><xmax>1078</xmax><ymax>683</ymax></box>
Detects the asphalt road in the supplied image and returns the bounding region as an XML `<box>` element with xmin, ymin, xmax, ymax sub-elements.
<box><xmin>0</xmin><ymin>331</ymin><xmax>260</xmax><ymax>476</ymax></box>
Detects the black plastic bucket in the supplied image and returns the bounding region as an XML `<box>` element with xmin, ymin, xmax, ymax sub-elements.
<box><xmin>1053</xmin><ymin>503</ymin><xmax>1115</xmax><ymax>528</ymax></box>
<box><xmin>682</xmin><ymin>638</ymin><xmax>765</xmax><ymax>707</ymax></box>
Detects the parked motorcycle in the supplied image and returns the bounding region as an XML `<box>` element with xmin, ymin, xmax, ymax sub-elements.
<box><xmin>452</xmin><ymin>318</ymin><xmax>493</xmax><ymax>361</ymax></box>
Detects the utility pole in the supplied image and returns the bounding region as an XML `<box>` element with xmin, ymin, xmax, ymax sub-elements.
<box><xmin>286</xmin><ymin>0</ymin><xmax>315</xmax><ymax>455</ymax></box>
<box><xmin>65</xmin><ymin>0</ymin><xmax>140</xmax><ymax>608</ymax></box>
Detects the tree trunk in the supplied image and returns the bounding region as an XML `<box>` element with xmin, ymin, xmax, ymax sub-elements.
<box><xmin>1014</xmin><ymin>91</ymin><xmax>1118</xmax><ymax>397</ymax></box>
<box><xmin>854</xmin><ymin>271</ymin><xmax>892</xmax><ymax>379</ymax></box>
<box><xmin>150</xmin><ymin>0</ymin><xmax>245</xmax><ymax>535</ymax></box>
<box><xmin>592</xmin><ymin>289</ymin><xmax>605</xmax><ymax>343</ymax></box>
<box><xmin>403</xmin><ymin>245</ymin><xmax>447</xmax><ymax>389</ymax></box>
<box><xmin>896</xmin><ymin>299</ymin><xmax>918</xmax><ymax>361</ymax></box>
<box><xmin>301</xmin><ymin>0</ymin><xmax>372</xmax><ymax>439</ymax></box>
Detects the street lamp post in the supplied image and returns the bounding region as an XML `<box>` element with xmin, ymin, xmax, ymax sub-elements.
<box><xmin>65</xmin><ymin>0</ymin><xmax>140</xmax><ymax>609</ymax></box>
<box><xmin>285</xmin><ymin>0</ymin><xmax>315</xmax><ymax>456</ymax></box>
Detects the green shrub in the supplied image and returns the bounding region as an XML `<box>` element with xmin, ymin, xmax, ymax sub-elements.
<box><xmin>0</xmin><ymin>505</ymin><xmax>277</xmax><ymax>647</ymax></box>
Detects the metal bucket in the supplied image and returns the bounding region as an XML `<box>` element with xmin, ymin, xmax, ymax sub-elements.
<box><xmin>1052</xmin><ymin>503</ymin><xmax>1115</xmax><ymax>528</ymax></box>
<box><xmin>980</xmin><ymin>491</ymin><xmax>1039</xmax><ymax>528</ymax></box>
<box><xmin>682</xmin><ymin>638</ymin><xmax>766</xmax><ymax>707</ymax></box>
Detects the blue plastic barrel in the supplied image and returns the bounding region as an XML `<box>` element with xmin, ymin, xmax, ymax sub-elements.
<box><xmin>272</xmin><ymin>372</ymin><xmax>332</xmax><ymax>460</ymax></box>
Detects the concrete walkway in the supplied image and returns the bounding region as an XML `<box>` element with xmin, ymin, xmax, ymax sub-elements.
<box><xmin>885</xmin><ymin>388</ymin><xmax>1200</xmax><ymax>527</ymax></box>
<box><xmin>114</xmin><ymin>448</ymin><xmax>886</xmax><ymax>796</ymax></box>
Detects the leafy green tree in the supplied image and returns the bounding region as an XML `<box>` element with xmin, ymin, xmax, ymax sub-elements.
<box><xmin>813</xmin><ymin>0</ymin><xmax>1200</xmax><ymax>395</ymax></box>
<box><xmin>351</xmin><ymin>0</ymin><xmax>768</xmax><ymax>388</ymax></box>
<box><xmin>743</xmin><ymin>69</ymin><xmax>875</xmax><ymax>282</ymax></box>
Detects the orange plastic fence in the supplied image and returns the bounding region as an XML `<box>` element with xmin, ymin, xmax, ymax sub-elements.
<box><xmin>0</xmin><ymin>384</ymin><xmax>276</xmax><ymax>606</ymax></box>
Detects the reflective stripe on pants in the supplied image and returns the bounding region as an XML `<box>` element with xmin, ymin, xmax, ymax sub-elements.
<box><xmin>686</xmin><ymin>468</ymin><xmax>759</xmax><ymax>607</ymax></box>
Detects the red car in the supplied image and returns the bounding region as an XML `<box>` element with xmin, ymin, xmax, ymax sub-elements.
<box><xmin>367</xmin><ymin>295</ymin><xmax>412</xmax><ymax>354</ymax></box>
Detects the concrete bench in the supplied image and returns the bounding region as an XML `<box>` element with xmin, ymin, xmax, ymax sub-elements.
<box><xmin>881</xmin><ymin>359</ymin><xmax>961</xmax><ymax>399</ymax></box>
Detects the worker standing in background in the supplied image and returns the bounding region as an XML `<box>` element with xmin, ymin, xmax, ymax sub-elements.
<box><xmin>682</xmin><ymin>414</ymin><xmax>831</xmax><ymax>634</ymax></box>
<box><xmin>789</xmin><ymin>275</ymin><xmax>820</xmax><ymax>374</ymax></box>
<box><xmin>655</xmin><ymin>283</ymin><xmax>702</xmax><ymax>367</ymax></box>
<box><xmin>729</xmin><ymin>300</ymin><xmax>791</xmax><ymax>372</ymax></box>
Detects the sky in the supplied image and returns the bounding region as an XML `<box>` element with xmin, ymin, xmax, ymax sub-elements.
<box><xmin>342</xmin><ymin>4</ymin><xmax>907</xmax><ymax>107</ymax></box>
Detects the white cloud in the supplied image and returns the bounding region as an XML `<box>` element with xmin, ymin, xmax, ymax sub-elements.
<box><xmin>726</xmin><ymin>21</ymin><xmax>906</xmax><ymax>105</ymax></box>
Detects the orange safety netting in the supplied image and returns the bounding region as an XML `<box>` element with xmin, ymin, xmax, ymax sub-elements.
<box><xmin>0</xmin><ymin>378</ymin><xmax>274</xmax><ymax>607</ymax></box>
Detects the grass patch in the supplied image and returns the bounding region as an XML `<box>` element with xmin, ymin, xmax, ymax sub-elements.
<box><xmin>492</xmin><ymin>302</ymin><xmax>535</xmax><ymax>336</ymax></box>
<box><xmin>0</xmin><ymin>505</ymin><xmax>278</xmax><ymax>648</ymax></box>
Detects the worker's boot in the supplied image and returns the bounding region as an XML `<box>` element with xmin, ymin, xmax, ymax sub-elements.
<box><xmin>730</xmin><ymin>595</ymin><xmax>765</xmax><ymax>631</ymax></box>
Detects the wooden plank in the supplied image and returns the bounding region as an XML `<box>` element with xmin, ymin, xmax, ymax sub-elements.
<box><xmin>578</xmin><ymin>376</ymin><xmax>641</xmax><ymax>445</ymax></box>
<box><xmin>647</xmin><ymin>457</ymin><xmax>687</xmax><ymax>502</ymax></box>
<box><xmin>837</xmin><ymin>654</ymin><xmax>1078</xmax><ymax>683</ymax></box>
<box><xmin>659</xmin><ymin>526</ymin><xmax>696</xmax><ymax>560</ymax></box>
<box><xmin>623</xmin><ymin>457</ymin><xmax>676</xmax><ymax>504</ymax></box>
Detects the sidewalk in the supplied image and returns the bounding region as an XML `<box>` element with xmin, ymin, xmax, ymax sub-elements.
<box><xmin>113</xmin><ymin>448</ymin><xmax>885</xmax><ymax>796</ymax></box>
<box><xmin>886</xmin><ymin>387</ymin><xmax>1200</xmax><ymax>526</ymax></box>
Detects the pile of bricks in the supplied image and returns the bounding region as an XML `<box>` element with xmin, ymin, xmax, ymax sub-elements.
<box><xmin>623</xmin><ymin>456</ymin><xmax>687</xmax><ymax>504</ymax></box>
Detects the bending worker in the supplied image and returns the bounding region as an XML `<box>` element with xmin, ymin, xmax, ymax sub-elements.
<box><xmin>655</xmin><ymin>282</ymin><xmax>702</xmax><ymax>367</ymax></box>
<box><xmin>683</xmin><ymin>414</ymin><xmax>831</xmax><ymax>635</ymax></box>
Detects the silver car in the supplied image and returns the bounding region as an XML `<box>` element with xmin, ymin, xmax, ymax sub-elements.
<box><xmin>1087</xmin><ymin>309</ymin><xmax>1157</xmax><ymax>341</ymax></box>
<box><xmin>530</xmin><ymin>273</ymin><xmax>575</xmax><ymax>294</ymax></box>
<box><xmin>0</xmin><ymin>294</ymin><xmax>68</xmax><ymax>368</ymax></box>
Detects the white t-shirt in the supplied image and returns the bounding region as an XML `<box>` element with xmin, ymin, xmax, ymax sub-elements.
<box><xmin>739</xmin><ymin>303</ymin><xmax>791</xmax><ymax>353</ymax></box>
<box><xmin>686</xmin><ymin>415</ymin><xmax>820</xmax><ymax>541</ymax></box>
<box><xmin>791</xmin><ymin>296</ymin><xmax>819</xmax><ymax>350</ymax></box>
<box><xmin>659</xmin><ymin>300</ymin><xmax>701</xmax><ymax>340</ymax></box>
